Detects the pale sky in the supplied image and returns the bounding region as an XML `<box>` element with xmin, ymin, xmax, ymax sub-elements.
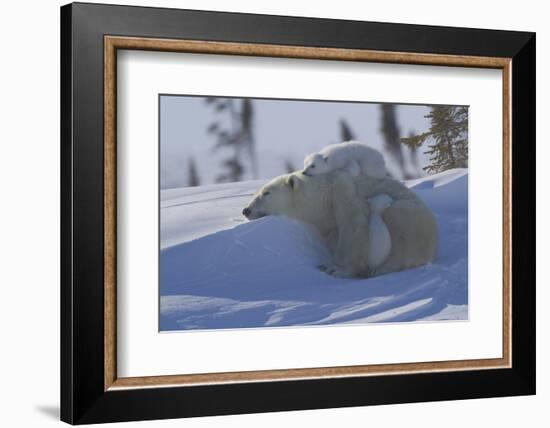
<box><xmin>160</xmin><ymin>95</ymin><xmax>435</xmax><ymax>189</ymax></box>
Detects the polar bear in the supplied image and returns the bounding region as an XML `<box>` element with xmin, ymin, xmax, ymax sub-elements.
<box><xmin>242</xmin><ymin>170</ymin><xmax>437</xmax><ymax>278</ymax></box>
<box><xmin>303</xmin><ymin>141</ymin><xmax>387</xmax><ymax>178</ymax></box>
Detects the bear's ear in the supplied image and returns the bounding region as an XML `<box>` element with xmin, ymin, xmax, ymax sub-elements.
<box><xmin>286</xmin><ymin>175</ymin><xmax>297</xmax><ymax>190</ymax></box>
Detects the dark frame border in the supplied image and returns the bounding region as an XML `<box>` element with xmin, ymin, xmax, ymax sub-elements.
<box><xmin>61</xmin><ymin>2</ymin><xmax>535</xmax><ymax>424</ymax></box>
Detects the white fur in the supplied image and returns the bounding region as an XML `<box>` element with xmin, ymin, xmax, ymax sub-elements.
<box><xmin>243</xmin><ymin>171</ymin><xmax>438</xmax><ymax>279</ymax></box>
<box><xmin>303</xmin><ymin>141</ymin><xmax>386</xmax><ymax>178</ymax></box>
<box><xmin>367</xmin><ymin>194</ymin><xmax>393</xmax><ymax>270</ymax></box>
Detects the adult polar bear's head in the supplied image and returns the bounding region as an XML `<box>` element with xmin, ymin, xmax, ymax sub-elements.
<box><xmin>242</xmin><ymin>172</ymin><xmax>334</xmax><ymax>231</ymax></box>
<box><xmin>242</xmin><ymin>173</ymin><xmax>302</xmax><ymax>220</ymax></box>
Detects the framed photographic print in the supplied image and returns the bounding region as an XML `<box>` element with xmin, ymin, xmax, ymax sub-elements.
<box><xmin>60</xmin><ymin>2</ymin><xmax>536</xmax><ymax>424</ymax></box>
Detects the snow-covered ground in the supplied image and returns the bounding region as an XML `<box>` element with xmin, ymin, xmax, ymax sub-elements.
<box><xmin>160</xmin><ymin>169</ymin><xmax>468</xmax><ymax>331</ymax></box>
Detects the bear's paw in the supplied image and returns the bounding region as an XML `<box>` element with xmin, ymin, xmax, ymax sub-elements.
<box><xmin>318</xmin><ymin>263</ymin><xmax>355</xmax><ymax>278</ymax></box>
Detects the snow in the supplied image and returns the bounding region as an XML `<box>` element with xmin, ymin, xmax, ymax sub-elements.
<box><xmin>160</xmin><ymin>168</ymin><xmax>468</xmax><ymax>331</ymax></box>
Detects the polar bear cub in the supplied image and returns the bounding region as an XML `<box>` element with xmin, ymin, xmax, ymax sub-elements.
<box><xmin>367</xmin><ymin>194</ymin><xmax>393</xmax><ymax>271</ymax></box>
<box><xmin>303</xmin><ymin>141</ymin><xmax>386</xmax><ymax>178</ymax></box>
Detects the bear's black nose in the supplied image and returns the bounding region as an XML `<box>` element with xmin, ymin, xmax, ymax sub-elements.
<box><xmin>242</xmin><ymin>207</ymin><xmax>251</xmax><ymax>218</ymax></box>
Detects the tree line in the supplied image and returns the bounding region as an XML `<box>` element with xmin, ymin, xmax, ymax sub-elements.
<box><xmin>185</xmin><ymin>100</ymin><xmax>468</xmax><ymax>187</ymax></box>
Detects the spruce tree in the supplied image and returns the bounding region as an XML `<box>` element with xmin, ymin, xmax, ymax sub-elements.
<box><xmin>284</xmin><ymin>158</ymin><xmax>297</xmax><ymax>174</ymax></box>
<box><xmin>187</xmin><ymin>158</ymin><xmax>200</xmax><ymax>187</ymax></box>
<box><xmin>339</xmin><ymin>118</ymin><xmax>356</xmax><ymax>142</ymax></box>
<box><xmin>380</xmin><ymin>104</ymin><xmax>409</xmax><ymax>178</ymax></box>
<box><xmin>407</xmin><ymin>130</ymin><xmax>421</xmax><ymax>177</ymax></box>
<box><xmin>205</xmin><ymin>97</ymin><xmax>257</xmax><ymax>183</ymax></box>
<box><xmin>401</xmin><ymin>105</ymin><xmax>468</xmax><ymax>174</ymax></box>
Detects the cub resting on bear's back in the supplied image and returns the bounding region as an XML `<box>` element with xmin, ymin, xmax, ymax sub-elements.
<box><xmin>302</xmin><ymin>141</ymin><xmax>387</xmax><ymax>179</ymax></box>
<box><xmin>242</xmin><ymin>170</ymin><xmax>438</xmax><ymax>278</ymax></box>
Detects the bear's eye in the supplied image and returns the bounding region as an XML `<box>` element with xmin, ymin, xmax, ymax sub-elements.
<box><xmin>311</xmin><ymin>165</ymin><xmax>316</xmax><ymax>168</ymax></box>
<box><xmin>262</xmin><ymin>191</ymin><xmax>270</xmax><ymax>197</ymax></box>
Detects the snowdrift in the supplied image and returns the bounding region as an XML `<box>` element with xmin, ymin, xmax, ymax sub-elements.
<box><xmin>160</xmin><ymin>169</ymin><xmax>468</xmax><ymax>331</ymax></box>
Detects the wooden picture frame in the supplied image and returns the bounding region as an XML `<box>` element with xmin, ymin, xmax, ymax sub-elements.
<box><xmin>61</xmin><ymin>2</ymin><xmax>535</xmax><ymax>424</ymax></box>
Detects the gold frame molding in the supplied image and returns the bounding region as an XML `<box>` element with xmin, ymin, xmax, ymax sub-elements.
<box><xmin>104</xmin><ymin>35</ymin><xmax>512</xmax><ymax>391</ymax></box>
